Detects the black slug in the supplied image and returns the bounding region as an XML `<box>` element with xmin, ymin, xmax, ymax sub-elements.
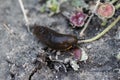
<box><xmin>33</xmin><ymin>25</ymin><xmax>78</xmax><ymax>50</ymax></box>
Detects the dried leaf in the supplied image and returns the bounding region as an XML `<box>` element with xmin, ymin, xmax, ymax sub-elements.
<box><xmin>70</xmin><ymin>60</ymin><xmax>79</xmax><ymax>71</ymax></box>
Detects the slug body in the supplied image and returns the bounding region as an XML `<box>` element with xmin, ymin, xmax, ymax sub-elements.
<box><xmin>33</xmin><ymin>25</ymin><xmax>78</xmax><ymax>50</ymax></box>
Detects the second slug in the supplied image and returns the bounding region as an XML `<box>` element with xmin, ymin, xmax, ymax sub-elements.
<box><xmin>33</xmin><ymin>25</ymin><xmax>78</xmax><ymax>50</ymax></box>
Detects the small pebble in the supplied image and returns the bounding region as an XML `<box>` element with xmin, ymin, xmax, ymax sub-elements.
<box><xmin>70</xmin><ymin>60</ymin><xmax>79</xmax><ymax>71</ymax></box>
<box><xmin>115</xmin><ymin>28</ymin><xmax>120</xmax><ymax>40</ymax></box>
<box><xmin>86</xmin><ymin>44</ymin><xmax>92</xmax><ymax>49</ymax></box>
<box><xmin>116</xmin><ymin>52</ymin><xmax>120</xmax><ymax>60</ymax></box>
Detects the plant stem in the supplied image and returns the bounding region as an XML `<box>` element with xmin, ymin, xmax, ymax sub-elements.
<box><xmin>18</xmin><ymin>0</ymin><xmax>30</xmax><ymax>32</ymax></box>
<box><xmin>79</xmin><ymin>0</ymin><xmax>100</xmax><ymax>37</ymax></box>
<box><xmin>115</xmin><ymin>3</ymin><xmax>120</xmax><ymax>9</ymax></box>
<box><xmin>3</xmin><ymin>23</ymin><xmax>14</xmax><ymax>35</ymax></box>
<box><xmin>110</xmin><ymin>0</ymin><xmax>118</xmax><ymax>4</ymax></box>
<box><xmin>78</xmin><ymin>16</ymin><xmax>120</xmax><ymax>43</ymax></box>
<box><xmin>79</xmin><ymin>14</ymin><xmax>94</xmax><ymax>37</ymax></box>
<box><xmin>101</xmin><ymin>19</ymin><xmax>107</xmax><ymax>26</ymax></box>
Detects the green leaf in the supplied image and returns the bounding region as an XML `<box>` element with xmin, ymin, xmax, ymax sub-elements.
<box><xmin>71</xmin><ymin>0</ymin><xmax>88</xmax><ymax>8</ymax></box>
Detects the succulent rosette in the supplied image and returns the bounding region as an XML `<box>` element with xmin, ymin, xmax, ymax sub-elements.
<box><xmin>70</xmin><ymin>11</ymin><xmax>87</xmax><ymax>27</ymax></box>
<box><xmin>96</xmin><ymin>3</ymin><xmax>115</xmax><ymax>19</ymax></box>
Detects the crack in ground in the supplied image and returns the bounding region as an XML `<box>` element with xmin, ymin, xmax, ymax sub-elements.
<box><xmin>29</xmin><ymin>67</ymin><xmax>38</xmax><ymax>80</ymax></box>
<box><xmin>29</xmin><ymin>59</ymin><xmax>43</xmax><ymax>80</ymax></box>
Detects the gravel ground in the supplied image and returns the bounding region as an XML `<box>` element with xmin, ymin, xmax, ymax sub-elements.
<box><xmin>0</xmin><ymin>0</ymin><xmax>120</xmax><ymax>80</ymax></box>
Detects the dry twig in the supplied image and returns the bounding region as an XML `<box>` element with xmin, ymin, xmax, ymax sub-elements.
<box><xmin>3</xmin><ymin>23</ymin><xmax>14</xmax><ymax>35</ymax></box>
<box><xmin>79</xmin><ymin>0</ymin><xmax>100</xmax><ymax>37</ymax></box>
<box><xmin>18</xmin><ymin>0</ymin><xmax>30</xmax><ymax>32</ymax></box>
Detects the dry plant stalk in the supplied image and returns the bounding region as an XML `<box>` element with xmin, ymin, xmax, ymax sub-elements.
<box><xmin>79</xmin><ymin>0</ymin><xmax>100</xmax><ymax>37</ymax></box>
<box><xmin>3</xmin><ymin>23</ymin><xmax>14</xmax><ymax>35</ymax></box>
<box><xmin>18</xmin><ymin>0</ymin><xmax>30</xmax><ymax>32</ymax></box>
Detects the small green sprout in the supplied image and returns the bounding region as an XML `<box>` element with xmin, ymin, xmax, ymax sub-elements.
<box><xmin>47</xmin><ymin>0</ymin><xmax>60</xmax><ymax>14</ymax></box>
<box><xmin>40</xmin><ymin>0</ymin><xmax>67</xmax><ymax>16</ymax></box>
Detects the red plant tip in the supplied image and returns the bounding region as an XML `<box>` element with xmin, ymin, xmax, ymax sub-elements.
<box><xmin>73</xmin><ymin>47</ymin><xmax>82</xmax><ymax>60</ymax></box>
<box><xmin>70</xmin><ymin>11</ymin><xmax>87</xmax><ymax>27</ymax></box>
<box><xmin>72</xmin><ymin>47</ymin><xmax>88</xmax><ymax>61</ymax></box>
<box><xmin>96</xmin><ymin>3</ymin><xmax>115</xmax><ymax>19</ymax></box>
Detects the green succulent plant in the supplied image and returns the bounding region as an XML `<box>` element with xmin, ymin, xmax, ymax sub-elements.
<box><xmin>40</xmin><ymin>0</ymin><xmax>67</xmax><ymax>16</ymax></box>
